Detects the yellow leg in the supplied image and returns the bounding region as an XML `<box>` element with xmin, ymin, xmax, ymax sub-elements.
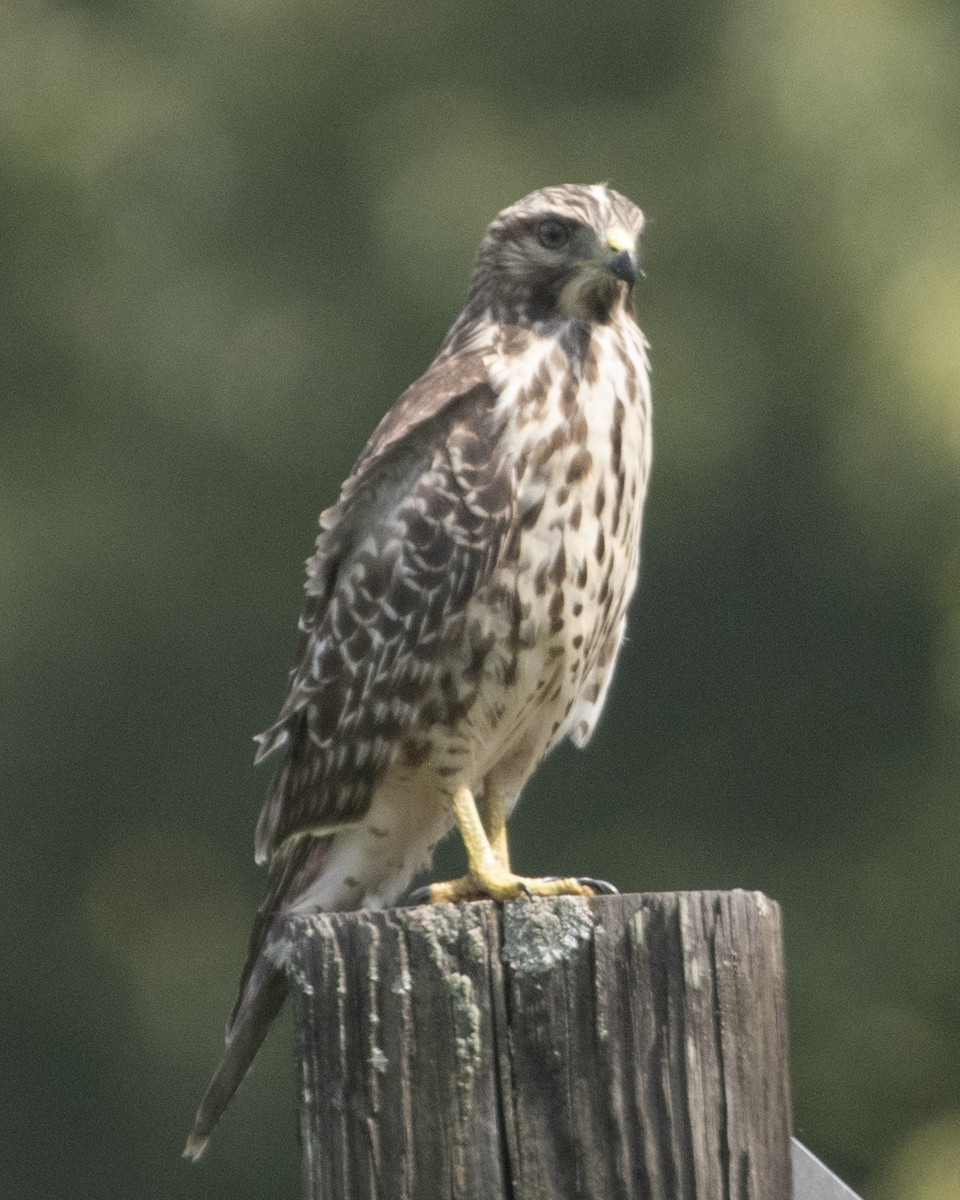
<box><xmin>483</xmin><ymin>784</ymin><xmax>510</xmax><ymax>872</ymax></box>
<box><xmin>424</xmin><ymin>785</ymin><xmax>599</xmax><ymax>903</ymax></box>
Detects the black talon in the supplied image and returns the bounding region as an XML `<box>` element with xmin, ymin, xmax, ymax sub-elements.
<box><xmin>404</xmin><ymin>885</ymin><xmax>435</xmax><ymax>906</ymax></box>
<box><xmin>538</xmin><ymin>875</ymin><xmax>619</xmax><ymax>896</ymax></box>
<box><xmin>577</xmin><ymin>876</ymin><xmax>619</xmax><ymax>895</ymax></box>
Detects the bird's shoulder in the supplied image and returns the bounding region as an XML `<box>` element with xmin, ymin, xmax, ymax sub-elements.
<box><xmin>303</xmin><ymin>345</ymin><xmax>507</xmax><ymax>596</ymax></box>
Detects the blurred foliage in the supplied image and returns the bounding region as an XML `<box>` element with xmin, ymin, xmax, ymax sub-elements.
<box><xmin>3</xmin><ymin>0</ymin><xmax>960</xmax><ymax>1196</ymax></box>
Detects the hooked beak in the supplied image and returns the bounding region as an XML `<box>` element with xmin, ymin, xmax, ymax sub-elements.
<box><xmin>607</xmin><ymin>250</ymin><xmax>637</xmax><ymax>286</ymax></box>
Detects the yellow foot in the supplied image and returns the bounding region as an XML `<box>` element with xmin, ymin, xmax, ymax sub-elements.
<box><xmin>409</xmin><ymin>785</ymin><xmax>618</xmax><ymax>905</ymax></box>
<box><xmin>415</xmin><ymin>871</ymin><xmax>607</xmax><ymax>905</ymax></box>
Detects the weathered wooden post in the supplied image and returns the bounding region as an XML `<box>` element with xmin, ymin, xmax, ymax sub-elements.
<box><xmin>283</xmin><ymin>890</ymin><xmax>793</xmax><ymax>1199</ymax></box>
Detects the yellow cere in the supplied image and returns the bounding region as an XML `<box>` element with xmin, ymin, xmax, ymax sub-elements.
<box><xmin>605</xmin><ymin>226</ymin><xmax>634</xmax><ymax>254</ymax></box>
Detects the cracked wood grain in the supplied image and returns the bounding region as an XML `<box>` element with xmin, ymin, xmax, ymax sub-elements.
<box><xmin>285</xmin><ymin>891</ymin><xmax>792</xmax><ymax>1199</ymax></box>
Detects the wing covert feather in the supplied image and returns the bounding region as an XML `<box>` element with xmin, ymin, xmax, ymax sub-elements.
<box><xmin>253</xmin><ymin>366</ymin><xmax>513</xmax><ymax>862</ymax></box>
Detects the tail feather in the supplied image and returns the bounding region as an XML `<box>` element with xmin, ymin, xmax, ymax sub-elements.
<box><xmin>183</xmin><ymin>959</ymin><xmax>288</xmax><ymax>1161</ymax></box>
<box><xmin>184</xmin><ymin>835</ymin><xmax>336</xmax><ymax>1160</ymax></box>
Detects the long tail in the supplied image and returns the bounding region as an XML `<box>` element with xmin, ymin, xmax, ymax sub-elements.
<box><xmin>183</xmin><ymin>834</ymin><xmax>335</xmax><ymax>1160</ymax></box>
<box><xmin>183</xmin><ymin>957</ymin><xmax>288</xmax><ymax>1161</ymax></box>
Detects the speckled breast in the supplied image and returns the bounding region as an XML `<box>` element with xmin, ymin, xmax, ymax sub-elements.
<box><xmin>452</xmin><ymin>319</ymin><xmax>652</xmax><ymax>794</ymax></box>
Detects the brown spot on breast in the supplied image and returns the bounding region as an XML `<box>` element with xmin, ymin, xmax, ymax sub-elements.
<box><xmin>612</xmin><ymin>468</ymin><xmax>626</xmax><ymax>535</ymax></box>
<box><xmin>583</xmin><ymin>345</ymin><xmax>600</xmax><ymax>385</ymax></box>
<box><xmin>560</xmin><ymin>376</ymin><xmax>579</xmax><ymax>419</ymax></box>
<box><xmin>534</xmin><ymin>564</ymin><xmax>549</xmax><ymax>595</ymax></box>
<box><xmin>548</xmin><ymin>543</ymin><xmax>566</xmax><ymax>587</ymax></box>
<box><xmin>519</xmin><ymin>496</ymin><xmax>545</xmax><ymax>529</ymax></box>
<box><xmin>566</xmin><ymin>449</ymin><xmax>592</xmax><ymax>485</ymax></box>
<box><xmin>594</xmin><ymin>480</ymin><xmax>606</xmax><ymax>517</ymax></box>
<box><xmin>611</xmin><ymin>399</ymin><xmax>625</xmax><ymax>476</ymax></box>
<box><xmin>572</xmin><ymin>634</ymin><xmax>583</xmax><ymax>649</ymax></box>
<box><xmin>534</xmin><ymin>360</ymin><xmax>553</xmax><ymax>400</ymax></box>
<box><xmin>570</xmin><ymin>501</ymin><xmax>582</xmax><ymax>530</ymax></box>
<box><xmin>367</xmin><ymin>825</ymin><xmax>389</xmax><ymax>839</ymax></box>
<box><xmin>531</xmin><ymin>425</ymin><xmax>567</xmax><ymax>467</ymax></box>
<box><xmin>595</xmin><ymin>528</ymin><xmax>606</xmax><ymax>562</ymax></box>
<box><xmin>569</xmin><ymin>411</ymin><xmax>588</xmax><ymax>444</ymax></box>
<box><xmin>548</xmin><ymin>588</ymin><xmax>565</xmax><ymax>633</ymax></box>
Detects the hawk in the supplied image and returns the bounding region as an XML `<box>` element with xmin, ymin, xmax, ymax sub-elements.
<box><xmin>185</xmin><ymin>183</ymin><xmax>651</xmax><ymax>1159</ymax></box>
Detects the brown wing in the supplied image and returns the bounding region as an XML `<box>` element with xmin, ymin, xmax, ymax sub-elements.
<box><xmin>252</xmin><ymin>355</ymin><xmax>514</xmax><ymax>863</ymax></box>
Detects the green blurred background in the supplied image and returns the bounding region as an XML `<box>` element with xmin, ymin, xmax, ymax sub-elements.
<box><xmin>4</xmin><ymin>1</ymin><xmax>960</xmax><ymax>1196</ymax></box>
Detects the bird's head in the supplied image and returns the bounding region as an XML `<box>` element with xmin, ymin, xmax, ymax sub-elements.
<box><xmin>470</xmin><ymin>183</ymin><xmax>645</xmax><ymax>326</ymax></box>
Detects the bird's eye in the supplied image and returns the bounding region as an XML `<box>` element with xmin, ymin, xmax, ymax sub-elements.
<box><xmin>537</xmin><ymin>218</ymin><xmax>570</xmax><ymax>250</ymax></box>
